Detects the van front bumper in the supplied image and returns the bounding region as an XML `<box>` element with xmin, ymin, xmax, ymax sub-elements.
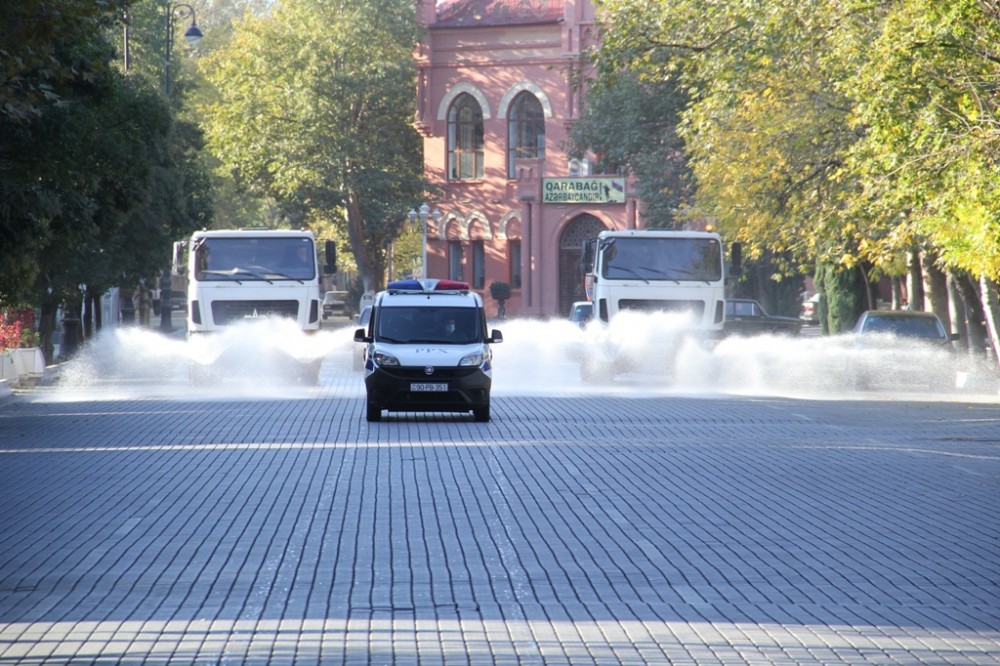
<box><xmin>365</xmin><ymin>365</ymin><xmax>491</xmax><ymax>413</ymax></box>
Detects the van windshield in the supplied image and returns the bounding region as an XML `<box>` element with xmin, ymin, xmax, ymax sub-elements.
<box><xmin>376</xmin><ymin>307</ymin><xmax>481</xmax><ymax>344</ymax></box>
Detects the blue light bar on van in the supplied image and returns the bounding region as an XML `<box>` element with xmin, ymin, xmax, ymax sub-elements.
<box><xmin>386</xmin><ymin>279</ymin><xmax>471</xmax><ymax>293</ymax></box>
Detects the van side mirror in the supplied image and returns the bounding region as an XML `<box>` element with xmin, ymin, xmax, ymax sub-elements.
<box><xmin>489</xmin><ymin>329</ymin><xmax>503</xmax><ymax>343</ymax></box>
<box><xmin>353</xmin><ymin>328</ymin><xmax>370</xmax><ymax>343</ymax></box>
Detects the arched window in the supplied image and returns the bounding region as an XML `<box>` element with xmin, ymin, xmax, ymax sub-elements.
<box><xmin>448</xmin><ymin>93</ymin><xmax>484</xmax><ymax>181</ymax></box>
<box><xmin>507</xmin><ymin>92</ymin><xmax>545</xmax><ymax>179</ymax></box>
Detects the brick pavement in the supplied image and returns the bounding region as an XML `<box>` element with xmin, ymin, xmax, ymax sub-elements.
<box><xmin>0</xmin><ymin>346</ymin><xmax>998</xmax><ymax>664</ymax></box>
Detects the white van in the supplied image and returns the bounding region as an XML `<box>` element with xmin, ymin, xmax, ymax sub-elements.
<box><xmin>353</xmin><ymin>279</ymin><xmax>503</xmax><ymax>422</ymax></box>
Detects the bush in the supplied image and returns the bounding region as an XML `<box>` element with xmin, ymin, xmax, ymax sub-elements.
<box><xmin>489</xmin><ymin>281</ymin><xmax>511</xmax><ymax>301</ymax></box>
<box><xmin>0</xmin><ymin>309</ymin><xmax>37</xmax><ymax>351</ymax></box>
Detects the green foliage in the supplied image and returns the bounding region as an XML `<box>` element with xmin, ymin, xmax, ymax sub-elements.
<box><xmin>844</xmin><ymin>0</ymin><xmax>1000</xmax><ymax>281</ymax></box>
<box><xmin>568</xmin><ymin>71</ymin><xmax>693</xmax><ymax>228</ymax></box>
<box><xmin>0</xmin><ymin>0</ymin><xmax>133</xmax><ymax>123</ymax></box>
<box><xmin>590</xmin><ymin>0</ymin><xmax>999</xmax><ymax>286</ymax></box>
<box><xmin>199</xmin><ymin>0</ymin><xmax>425</xmax><ymax>292</ymax></box>
<box><xmin>0</xmin><ymin>4</ymin><xmax>210</xmax><ymax>308</ymax></box>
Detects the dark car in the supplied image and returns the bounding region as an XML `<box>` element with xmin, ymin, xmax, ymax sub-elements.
<box><xmin>724</xmin><ymin>298</ymin><xmax>802</xmax><ymax>336</ymax></box>
<box><xmin>850</xmin><ymin>309</ymin><xmax>960</xmax><ymax>390</ymax></box>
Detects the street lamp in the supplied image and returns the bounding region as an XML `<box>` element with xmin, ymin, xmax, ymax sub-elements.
<box><xmin>408</xmin><ymin>203</ymin><xmax>442</xmax><ymax>280</ymax></box>
<box><xmin>164</xmin><ymin>2</ymin><xmax>203</xmax><ymax>97</ymax></box>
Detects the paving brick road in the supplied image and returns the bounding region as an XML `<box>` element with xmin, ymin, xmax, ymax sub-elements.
<box><xmin>1</xmin><ymin>342</ymin><xmax>999</xmax><ymax>664</ymax></box>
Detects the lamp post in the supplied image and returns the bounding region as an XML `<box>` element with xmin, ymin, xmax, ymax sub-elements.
<box><xmin>408</xmin><ymin>203</ymin><xmax>442</xmax><ymax>280</ymax></box>
<box><xmin>164</xmin><ymin>2</ymin><xmax>203</xmax><ymax>97</ymax></box>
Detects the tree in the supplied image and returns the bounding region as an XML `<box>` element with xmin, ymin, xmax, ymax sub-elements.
<box><xmin>0</xmin><ymin>0</ymin><xmax>133</xmax><ymax>123</ymax></box>
<box><xmin>1</xmin><ymin>3</ymin><xmax>211</xmax><ymax>360</ymax></box>
<box><xmin>568</xmin><ymin>71</ymin><xmax>694</xmax><ymax>228</ymax></box>
<box><xmin>590</xmin><ymin>0</ymin><xmax>1000</xmax><ymax>345</ymax></box>
<box><xmin>200</xmin><ymin>0</ymin><xmax>425</xmax><ymax>294</ymax></box>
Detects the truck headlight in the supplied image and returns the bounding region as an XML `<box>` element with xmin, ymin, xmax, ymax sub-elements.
<box><xmin>372</xmin><ymin>351</ymin><xmax>400</xmax><ymax>366</ymax></box>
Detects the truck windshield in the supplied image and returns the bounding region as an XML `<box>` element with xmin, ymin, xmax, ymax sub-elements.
<box><xmin>600</xmin><ymin>237</ymin><xmax>722</xmax><ymax>282</ymax></box>
<box><xmin>376</xmin><ymin>307</ymin><xmax>481</xmax><ymax>345</ymax></box>
<box><xmin>194</xmin><ymin>237</ymin><xmax>315</xmax><ymax>281</ymax></box>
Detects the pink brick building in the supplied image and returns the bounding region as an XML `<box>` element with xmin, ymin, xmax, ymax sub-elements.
<box><xmin>414</xmin><ymin>0</ymin><xmax>641</xmax><ymax>318</ymax></box>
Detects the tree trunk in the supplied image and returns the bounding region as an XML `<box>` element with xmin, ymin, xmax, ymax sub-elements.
<box><xmin>906</xmin><ymin>250</ymin><xmax>923</xmax><ymax>310</ymax></box>
<box><xmin>955</xmin><ymin>272</ymin><xmax>988</xmax><ymax>356</ymax></box>
<box><xmin>946</xmin><ymin>273</ymin><xmax>968</xmax><ymax>347</ymax></box>
<box><xmin>981</xmin><ymin>277</ymin><xmax>1000</xmax><ymax>368</ymax></box>
<box><xmin>83</xmin><ymin>293</ymin><xmax>93</xmax><ymax>339</ymax></box>
<box><xmin>38</xmin><ymin>299</ymin><xmax>59</xmax><ymax>365</ymax></box>
<box><xmin>90</xmin><ymin>288</ymin><xmax>103</xmax><ymax>332</ymax></box>
<box><xmin>891</xmin><ymin>276</ymin><xmax>904</xmax><ymax>310</ymax></box>
<box><xmin>920</xmin><ymin>250</ymin><xmax>949</xmax><ymax>322</ymax></box>
<box><xmin>345</xmin><ymin>191</ymin><xmax>387</xmax><ymax>294</ymax></box>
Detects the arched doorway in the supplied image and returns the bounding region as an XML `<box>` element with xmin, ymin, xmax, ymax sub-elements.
<box><xmin>558</xmin><ymin>214</ymin><xmax>607</xmax><ymax>315</ymax></box>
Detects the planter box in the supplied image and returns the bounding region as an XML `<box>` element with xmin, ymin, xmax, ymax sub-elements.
<box><xmin>13</xmin><ymin>347</ymin><xmax>46</xmax><ymax>379</ymax></box>
<box><xmin>0</xmin><ymin>352</ymin><xmax>16</xmax><ymax>383</ymax></box>
<box><xmin>1</xmin><ymin>348</ymin><xmax>46</xmax><ymax>386</ymax></box>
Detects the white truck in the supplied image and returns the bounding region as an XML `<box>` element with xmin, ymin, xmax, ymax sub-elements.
<box><xmin>173</xmin><ymin>229</ymin><xmax>337</xmax><ymax>381</ymax></box>
<box><xmin>578</xmin><ymin>229</ymin><xmax>741</xmax><ymax>380</ymax></box>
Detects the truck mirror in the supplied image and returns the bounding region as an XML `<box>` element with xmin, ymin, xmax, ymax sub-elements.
<box><xmin>730</xmin><ymin>242</ymin><xmax>743</xmax><ymax>277</ymax></box>
<box><xmin>172</xmin><ymin>241</ymin><xmax>186</xmax><ymax>276</ymax></box>
<box><xmin>579</xmin><ymin>239</ymin><xmax>596</xmax><ymax>274</ymax></box>
<box><xmin>324</xmin><ymin>240</ymin><xmax>337</xmax><ymax>275</ymax></box>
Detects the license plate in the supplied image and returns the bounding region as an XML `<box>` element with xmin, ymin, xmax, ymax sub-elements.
<box><xmin>411</xmin><ymin>382</ymin><xmax>448</xmax><ymax>392</ymax></box>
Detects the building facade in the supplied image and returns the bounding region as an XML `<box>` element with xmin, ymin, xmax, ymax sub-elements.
<box><xmin>414</xmin><ymin>0</ymin><xmax>642</xmax><ymax>318</ymax></box>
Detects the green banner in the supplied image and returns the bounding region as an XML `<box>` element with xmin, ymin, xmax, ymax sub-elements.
<box><xmin>542</xmin><ymin>177</ymin><xmax>626</xmax><ymax>204</ymax></box>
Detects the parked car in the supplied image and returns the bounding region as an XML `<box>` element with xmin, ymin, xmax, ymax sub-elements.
<box><xmin>569</xmin><ymin>301</ymin><xmax>593</xmax><ymax>327</ymax></box>
<box><xmin>800</xmin><ymin>293</ymin><xmax>820</xmax><ymax>325</ymax></box>
<box><xmin>322</xmin><ymin>292</ymin><xmax>336</xmax><ymax>320</ymax></box>
<box><xmin>171</xmin><ymin>291</ymin><xmax>187</xmax><ymax>313</ymax></box>
<box><xmin>853</xmin><ymin>309</ymin><xmax>957</xmax><ymax>344</ymax></box>
<box><xmin>723</xmin><ymin>298</ymin><xmax>802</xmax><ymax>336</ymax></box>
<box><xmin>850</xmin><ymin>309</ymin><xmax>960</xmax><ymax>390</ymax></box>
<box><xmin>322</xmin><ymin>290</ymin><xmax>349</xmax><ymax>320</ymax></box>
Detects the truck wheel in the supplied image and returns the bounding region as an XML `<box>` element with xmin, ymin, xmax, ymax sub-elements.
<box><xmin>473</xmin><ymin>403</ymin><xmax>491</xmax><ymax>422</ymax></box>
<box><xmin>366</xmin><ymin>400</ymin><xmax>382</xmax><ymax>422</ymax></box>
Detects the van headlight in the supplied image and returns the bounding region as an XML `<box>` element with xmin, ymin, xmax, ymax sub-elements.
<box><xmin>459</xmin><ymin>346</ymin><xmax>491</xmax><ymax>367</ymax></box>
<box><xmin>372</xmin><ymin>351</ymin><xmax>400</xmax><ymax>366</ymax></box>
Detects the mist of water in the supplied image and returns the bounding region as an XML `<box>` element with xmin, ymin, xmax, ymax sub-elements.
<box><xmin>41</xmin><ymin>312</ymin><xmax>998</xmax><ymax>403</ymax></box>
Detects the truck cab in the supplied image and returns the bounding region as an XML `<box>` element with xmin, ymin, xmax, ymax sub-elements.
<box><xmin>177</xmin><ymin>229</ymin><xmax>335</xmax><ymax>334</ymax></box>
<box><xmin>354</xmin><ymin>279</ymin><xmax>503</xmax><ymax>422</ymax></box>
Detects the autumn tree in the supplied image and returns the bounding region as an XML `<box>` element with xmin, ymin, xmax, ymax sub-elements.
<box><xmin>199</xmin><ymin>0</ymin><xmax>425</xmax><ymax>293</ymax></box>
<box><xmin>591</xmin><ymin>0</ymin><xmax>1000</xmax><ymax>346</ymax></box>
